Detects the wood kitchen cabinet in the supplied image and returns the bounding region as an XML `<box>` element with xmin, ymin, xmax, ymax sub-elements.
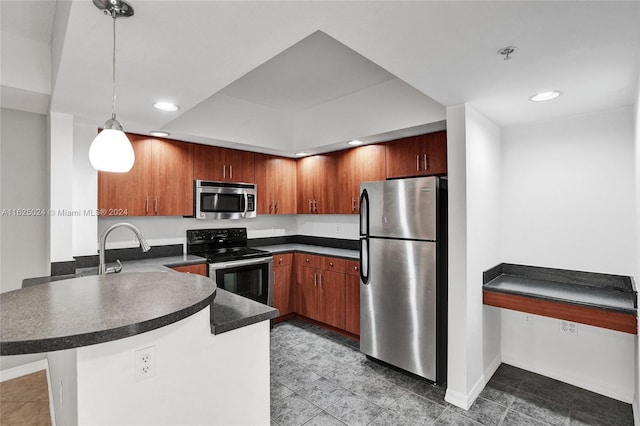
<box><xmin>296</xmin><ymin>155</ymin><xmax>336</xmax><ymax>214</ymax></box>
<box><xmin>193</xmin><ymin>144</ymin><xmax>255</xmax><ymax>183</ymax></box>
<box><xmin>273</xmin><ymin>253</ymin><xmax>294</xmax><ymax>317</ymax></box>
<box><xmin>294</xmin><ymin>253</ymin><xmax>345</xmax><ymax>329</ymax></box>
<box><xmin>170</xmin><ymin>263</ymin><xmax>208</xmax><ymax>276</ymax></box>
<box><xmin>335</xmin><ymin>145</ymin><xmax>386</xmax><ymax>214</ymax></box>
<box><xmin>98</xmin><ymin>133</ymin><xmax>194</xmax><ymax>216</ymax></box>
<box><xmin>345</xmin><ymin>259</ymin><xmax>361</xmax><ymax>335</ymax></box>
<box><xmin>255</xmin><ymin>154</ymin><xmax>297</xmax><ymax>215</ymax></box>
<box><xmin>385</xmin><ymin>131</ymin><xmax>447</xmax><ymax>179</ymax></box>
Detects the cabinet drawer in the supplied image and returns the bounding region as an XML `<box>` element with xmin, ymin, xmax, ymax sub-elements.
<box><xmin>274</xmin><ymin>252</ymin><xmax>293</xmax><ymax>267</ymax></box>
<box><xmin>322</xmin><ymin>257</ymin><xmax>345</xmax><ymax>273</ymax></box>
<box><xmin>345</xmin><ymin>259</ymin><xmax>360</xmax><ymax>277</ymax></box>
<box><xmin>295</xmin><ymin>253</ymin><xmax>321</xmax><ymax>268</ymax></box>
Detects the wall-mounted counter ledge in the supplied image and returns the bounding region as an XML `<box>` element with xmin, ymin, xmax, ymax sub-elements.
<box><xmin>1</xmin><ymin>272</ymin><xmax>216</xmax><ymax>355</ymax></box>
<box><xmin>483</xmin><ymin>263</ymin><xmax>637</xmax><ymax>334</ymax></box>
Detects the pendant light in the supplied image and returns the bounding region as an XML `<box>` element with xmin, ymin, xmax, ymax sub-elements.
<box><xmin>89</xmin><ymin>0</ymin><xmax>135</xmax><ymax>173</ymax></box>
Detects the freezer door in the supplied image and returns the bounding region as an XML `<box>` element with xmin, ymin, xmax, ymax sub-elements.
<box><xmin>360</xmin><ymin>177</ymin><xmax>438</xmax><ymax>241</ymax></box>
<box><xmin>360</xmin><ymin>237</ymin><xmax>437</xmax><ymax>381</ymax></box>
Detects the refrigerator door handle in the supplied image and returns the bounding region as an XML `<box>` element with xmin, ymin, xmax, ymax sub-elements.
<box><xmin>359</xmin><ymin>188</ymin><xmax>369</xmax><ymax>237</ymax></box>
<box><xmin>360</xmin><ymin>237</ymin><xmax>370</xmax><ymax>284</ymax></box>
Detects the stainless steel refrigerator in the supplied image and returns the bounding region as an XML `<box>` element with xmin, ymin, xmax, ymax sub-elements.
<box><xmin>359</xmin><ymin>176</ymin><xmax>447</xmax><ymax>384</ymax></box>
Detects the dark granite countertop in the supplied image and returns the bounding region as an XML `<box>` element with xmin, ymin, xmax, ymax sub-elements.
<box><xmin>483</xmin><ymin>263</ymin><xmax>637</xmax><ymax>314</ymax></box>
<box><xmin>1</xmin><ymin>272</ymin><xmax>216</xmax><ymax>355</ymax></box>
<box><xmin>211</xmin><ymin>289</ymin><xmax>279</xmax><ymax>334</ymax></box>
<box><xmin>23</xmin><ymin>255</ymin><xmax>208</xmax><ymax>288</ymax></box>
<box><xmin>257</xmin><ymin>244</ymin><xmax>358</xmax><ymax>260</ymax></box>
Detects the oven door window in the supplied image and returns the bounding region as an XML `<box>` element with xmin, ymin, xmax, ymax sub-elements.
<box><xmin>200</xmin><ymin>193</ymin><xmax>244</xmax><ymax>213</ymax></box>
<box><xmin>213</xmin><ymin>263</ymin><xmax>268</xmax><ymax>305</ymax></box>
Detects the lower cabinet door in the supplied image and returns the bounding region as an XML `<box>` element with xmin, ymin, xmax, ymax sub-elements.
<box><xmin>297</xmin><ymin>267</ymin><xmax>320</xmax><ymax>321</ymax></box>
<box><xmin>273</xmin><ymin>265</ymin><xmax>293</xmax><ymax>316</ymax></box>
<box><xmin>318</xmin><ymin>270</ymin><xmax>345</xmax><ymax>329</ymax></box>
<box><xmin>345</xmin><ymin>274</ymin><xmax>360</xmax><ymax>335</ymax></box>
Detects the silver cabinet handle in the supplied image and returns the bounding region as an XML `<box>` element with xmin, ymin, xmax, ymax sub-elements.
<box><xmin>145</xmin><ymin>196</ymin><xmax>149</xmax><ymax>214</ymax></box>
<box><xmin>229</xmin><ymin>165</ymin><xmax>233</xmax><ymax>180</ymax></box>
<box><xmin>275</xmin><ymin>200</ymin><xmax>279</xmax><ymax>214</ymax></box>
<box><xmin>416</xmin><ymin>154</ymin><xmax>420</xmax><ymax>171</ymax></box>
<box><xmin>319</xmin><ymin>272</ymin><xmax>322</xmax><ymax>288</ymax></box>
<box><xmin>352</xmin><ymin>197</ymin><xmax>357</xmax><ymax>211</ymax></box>
<box><xmin>154</xmin><ymin>196</ymin><xmax>158</xmax><ymax>214</ymax></box>
<box><xmin>223</xmin><ymin>164</ymin><xmax>226</xmax><ymax>179</ymax></box>
<box><xmin>424</xmin><ymin>154</ymin><xmax>428</xmax><ymax>171</ymax></box>
<box><xmin>269</xmin><ymin>201</ymin><xmax>273</xmax><ymax>214</ymax></box>
<box><xmin>314</xmin><ymin>272</ymin><xmax>317</xmax><ymax>287</ymax></box>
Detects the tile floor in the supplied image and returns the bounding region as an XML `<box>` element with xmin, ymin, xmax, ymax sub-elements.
<box><xmin>270</xmin><ymin>319</ymin><xmax>634</xmax><ymax>426</ymax></box>
<box><xmin>0</xmin><ymin>369</ymin><xmax>52</xmax><ymax>425</ymax></box>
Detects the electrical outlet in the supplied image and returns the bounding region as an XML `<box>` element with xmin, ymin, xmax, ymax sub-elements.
<box><xmin>135</xmin><ymin>346</ymin><xmax>156</xmax><ymax>381</ymax></box>
<box><xmin>522</xmin><ymin>314</ymin><xmax>533</xmax><ymax>325</ymax></box>
<box><xmin>559</xmin><ymin>320</ymin><xmax>578</xmax><ymax>336</ymax></box>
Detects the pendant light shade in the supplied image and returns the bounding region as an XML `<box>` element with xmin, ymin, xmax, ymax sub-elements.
<box><xmin>89</xmin><ymin>129</ymin><xmax>135</xmax><ymax>172</ymax></box>
<box><xmin>89</xmin><ymin>0</ymin><xmax>135</xmax><ymax>173</ymax></box>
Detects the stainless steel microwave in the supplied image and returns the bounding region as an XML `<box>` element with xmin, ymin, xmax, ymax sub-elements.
<box><xmin>194</xmin><ymin>180</ymin><xmax>257</xmax><ymax>219</ymax></box>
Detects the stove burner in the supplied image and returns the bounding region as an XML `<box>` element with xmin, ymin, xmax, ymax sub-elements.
<box><xmin>186</xmin><ymin>228</ymin><xmax>270</xmax><ymax>263</ymax></box>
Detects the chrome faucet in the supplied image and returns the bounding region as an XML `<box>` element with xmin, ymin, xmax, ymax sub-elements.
<box><xmin>98</xmin><ymin>223</ymin><xmax>151</xmax><ymax>275</ymax></box>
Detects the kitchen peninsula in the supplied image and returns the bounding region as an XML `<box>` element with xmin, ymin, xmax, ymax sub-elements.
<box><xmin>0</xmin><ymin>271</ymin><xmax>277</xmax><ymax>425</ymax></box>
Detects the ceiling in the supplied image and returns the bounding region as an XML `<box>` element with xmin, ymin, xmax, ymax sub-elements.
<box><xmin>1</xmin><ymin>1</ymin><xmax>639</xmax><ymax>156</ymax></box>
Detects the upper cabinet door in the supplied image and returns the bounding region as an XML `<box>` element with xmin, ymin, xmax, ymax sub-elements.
<box><xmin>98</xmin><ymin>134</ymin><xmax>152</xmax><ymax>217</ymax></box>
<box><xmin>255</xmin><ymin>154</ymin><xmax>297</xmax><ymax>215</ymax></box>
<box><xmin>336</xmin><ymin>145</ymin><xmax>386</xmax><ymax>214</ymax></box>
<box><xmin>98</xmin><ymin>134</ymin><xmax>193</xmax><ymax>217</ymax></box>
<box><xmin>385</xmin><ymin>131</ymin><xmax>447</xmax><ymax>179</ymax></box>
<box><xmin>193</xmin><ymin>144</ymin><xmax>255</xmax><ymax>183</ymax></box>
<box><xmin>152</xmin><ymin>139</ymin><xmax>193</xmax><ymax>216</ymax></box>
<box><xmin>223</xmin><ymin>149</ymin><xmax>255</xmax><ymax>183</ymax></box>
<box><xmin>296</xmin><ymin>154</ymin><xmax>336</xmax><ymax>214</ymax></box>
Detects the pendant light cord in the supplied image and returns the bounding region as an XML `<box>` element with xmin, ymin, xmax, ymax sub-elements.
<box><xmin>111</xmin><ymin>10</ymin><xmax>117</xmax><ymax>121</ymax></box>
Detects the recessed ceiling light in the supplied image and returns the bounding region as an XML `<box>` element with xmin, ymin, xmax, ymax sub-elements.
<box><xmin>530</xmin><ymin>91</ymin><xmax>561</xmax><ymax>102</ymax></box>
<box><xmin>348</xmin><ymin>140</ymin><xmax>363</xmax><ymax>146</ymax></box>
<box><xmin>295</xmin><ymin>152</ymin><xmax>308</xmax><ymax>156</ymax></box>
<box><xmin>153</xmin><ymin>101</ymin><xmax>180</xmax><ymax>112</ymax></box>
<box><xmin>149</xmin><ymin>130</ymin><xmax>170</xmax><ymax>137</ymax></box>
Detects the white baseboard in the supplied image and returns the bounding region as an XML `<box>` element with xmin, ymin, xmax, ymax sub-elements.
<box><xmin>445</xmin><ymin>354</ymin><xmax>502</xmax><ymax>410</ymax></box>
<box><xmin>502</xmin><ymin>354</ymin><xmax>633</xmax><ymax>403</ymax></box>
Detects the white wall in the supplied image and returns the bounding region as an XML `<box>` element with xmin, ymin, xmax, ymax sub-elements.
<box><xmin>292</xmin><ymin>78</ymin><xmax>446</xmax><ymax>151</ymax></box>
<box><xmin>501</xmin><ymin>107</ymin><xmax>635</xmax><ymax>274</ymax></box>
<box><xmin>500</xmin><ymin>107</ymin><xmax>636</xmax><ymax>402</ymax></box>
<box><xmin>0</xmin><ymin>108</ymin><xmax>50</xmax><ymax>293</ymax></box>
<box><xmin>71</xmin><ymin>121</ymin><xmax>98</xmax><ymax>256</ymax></box>
<box><xmin>49</xmin><ymin>112</ymin><xmax>74</xmax><ymax>263</ymax></box>
<box><xmin>465</xmin><ymin>105</ymin><xmax>503</xmax><ymax>391</ymax></box>
<box><xmin>445</xmin><ymin>104</ymin><xmax>503</xmax><ymax>410</ymax></box>
<box><xmin>96</xmin><ymin>214</ymin><xmax>359</xmax><ymax>252</ymax></box>
<box><xmin>444</xmin><ymin>105</ymin><xmax>469</xmax><ymax>408</ymax></box>
<box><xmin>0</xmin><ymin>31</ymin><xmax>51</xmax><ymax>95</ymax></box>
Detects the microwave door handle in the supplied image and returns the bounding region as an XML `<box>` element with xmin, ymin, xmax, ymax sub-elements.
<box><xmin>242</xmin><ymin>193</ymin><xmax>248</xmax><ymax>217</ymax></box>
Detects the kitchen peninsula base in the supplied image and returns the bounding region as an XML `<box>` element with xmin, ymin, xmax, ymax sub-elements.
<box><xmin>46</xmin><ymin>308</ymin><xmax>269</xmax><ymax>425</ymax></box>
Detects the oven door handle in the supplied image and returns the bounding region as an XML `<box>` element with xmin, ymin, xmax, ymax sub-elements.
<box><xmin>209</xmin><ymin>257</ymin><xmax>272</xmax><ymax>269</ymax></box>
